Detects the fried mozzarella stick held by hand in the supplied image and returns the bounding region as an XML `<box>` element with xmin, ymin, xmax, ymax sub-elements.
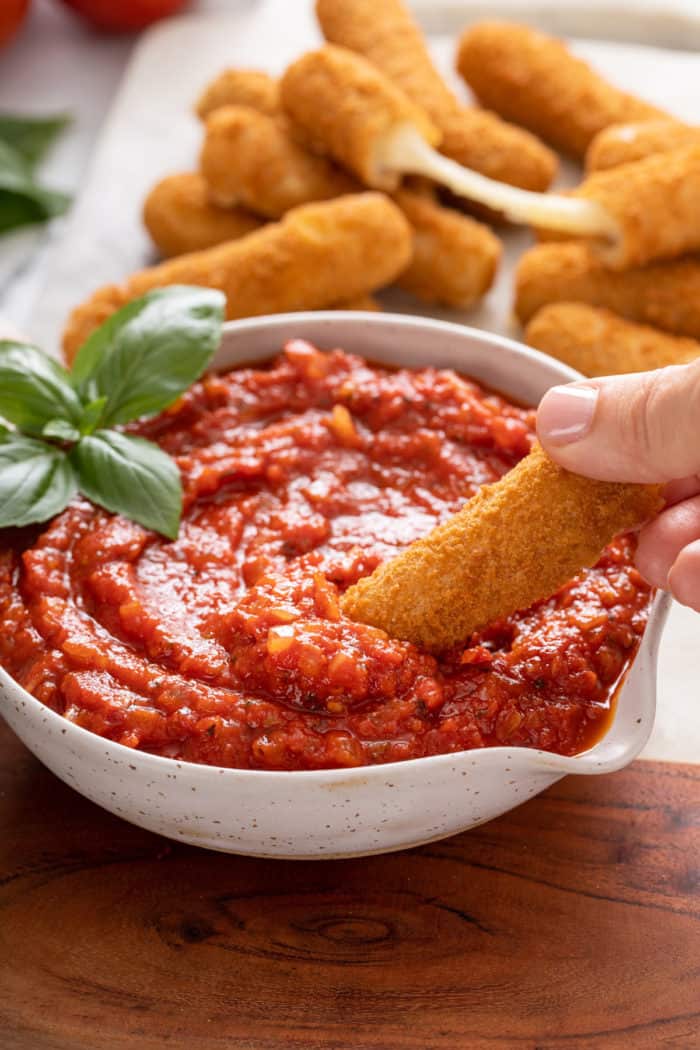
<box><xmin>514</xmin><ymin>242</ymin><xmax>700</xmax><ymax>338</ymax></box>
<box><xmin>143</xmin><ymin>173</ymin><xmax>263</xmax><ymax>258</ymax></box>
<box><xmin>342</xmin><ymin>444</ymin><xmax>661</xmax><ymax>650</ymax></box>
<box><xmin>280</xmin><ymin>46</ymin><xmax>613</xmax><ymax>237</ymax></box>
<box><xmin>457</xmin><ymin>22</ymin><xmax>665</xmax><ymax>159</ymax></box>
<box><xmin>586</xmin><ymin>120</ymin><xmax>700</xmax><ymax>172</ymax></box>
<box><xmin>525</xmin><ymin>303</ymin><xmax>700</xmax><ymax>377</ymax></box>
<box><xmin>62</xmin><ymin>193</ymin><xmax>412</xmax><ymax>361</ymax></box>
<box><xmin>200</xmin><ymin>105</ymin><xmax>358</xmax><ymax>218</ymax></box>
<box><xmin>195</xmin><ymin>68</ymin><xmax>279</xmax><ymax>119</ymax></box>
<box><xmin>316</xmin><ymin>0</ymin><xmax>556</xmax><ymax>192</ymax></box>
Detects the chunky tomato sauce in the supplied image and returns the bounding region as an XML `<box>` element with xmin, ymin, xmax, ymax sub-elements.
<box><xmin>0</xmin><ymin>342</ymin><xmax>652</xmax><ymax>770</ymax></box>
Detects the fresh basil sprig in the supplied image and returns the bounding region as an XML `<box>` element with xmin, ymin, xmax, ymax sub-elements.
<box><xmin>0</xmin><ymin>285</ymin><xmax>225</xmax><ymax>539</ymax></box>
<box><xmin>0</xmin><ymin>114</ymin><xmax>71</xmax><ymax>171</ymax></box>
<box><xmin>0</xmin><ymin>114</ymin><xmax>72</xmax><ymax>236</ymax></box>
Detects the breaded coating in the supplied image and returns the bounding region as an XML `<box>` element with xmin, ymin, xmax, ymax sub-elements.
<box><xmin>195</xmin><ymin>68</ymin><xmax>279</xmax><ymax>120</ymax></box>
<box><xmin>393</xmin><ymin>188</ymin><xmax>500</xmax><ymax>307</ymax></box>
<box><xmin>62</xmin><ymin>193</ymin><xmax>412</xmax><ymax>362</ymax></box>
<box><xmin>525</xmin><ymin>302</ymin><xmax>700</xmax><ymax>377</ymax></box>
<box><xmin>586</xmin><ymin>119</ymin><xmax>700</xmax><ymax>172</ymax></box>
<box><xmin>514</xmin><ymin>242</ymin><xmax>700</xmax><ymax>338</ymax></box>
<box><xmin>456</xmin><ymin>22</ymin><xmax>665</xmax><ymax>159</ymax></box>
<box><xmin>143</xmin><ymin>173</ymin><xmax>263</xmax><ymax>258</ymax></box>
<box><xmin>342</xmin><ymin>443</ymin><xmax>662</xmax><ymax>651</ymax></box>
<box><xmin>438</xmin><ymin>110</ymin><xmax>556</xmax><ymax>194</ymax></box>
<box><xmin>575</xmin><ymin>146</ymin><xmax>700</xmax><ymax>269</ymax></box>
<box><xmin>317</xmin><ymin>0</ymin><xmax>457</xmax><ymax>129</ymax></box>
<box><xmin>279</xmin><ymin>45</ymin><xmax>440</xmax><ymax>190</ymax></box>
<box><xmin>143</xmin><ymin>172</ymin><xmax>495</xmax><ymax>311</ymax></box>
<box><xmin>316</xmin><ymin>0</ymin><xmax>556</xmax><ymax>192</ymax></box>
<box><xmin>200</xmin><ymin>105</ymin><xmax>357</xmax><ymax>218</ymax></box>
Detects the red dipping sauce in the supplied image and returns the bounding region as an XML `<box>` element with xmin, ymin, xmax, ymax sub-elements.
<box><xmin>0</xmin><ymin>341</ymin><xmax>652</xmax><ymax>770</ymax></box>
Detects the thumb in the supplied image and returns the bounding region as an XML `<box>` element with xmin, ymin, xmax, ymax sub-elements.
<box><xmin>536</xmin><ymin>361</ymin><xmax>700</xmax><ymax>483</ymax></box>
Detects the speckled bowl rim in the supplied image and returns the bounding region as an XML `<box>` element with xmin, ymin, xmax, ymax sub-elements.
<box><xmin>0</xmin><ymin>311</ymin><xmax>669</xmax><ymax>782</ymax></box>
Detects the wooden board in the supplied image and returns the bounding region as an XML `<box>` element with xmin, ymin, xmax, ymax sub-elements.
<box><xmin>0</xmin><ymin>719</ymin><xmax>697</xmax><ymax>1050</ymax></box>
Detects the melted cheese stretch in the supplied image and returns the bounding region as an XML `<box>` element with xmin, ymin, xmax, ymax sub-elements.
<box><xmin>379</xmin><ymin>124</ymin><xmax>616</xmax><ymax>238</ymax></box>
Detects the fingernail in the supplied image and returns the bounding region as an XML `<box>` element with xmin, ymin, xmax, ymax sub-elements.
<box><xmin>537</xmin><ymin>384</ymin><xmax>599</xmax><ymax>445</ymax></box>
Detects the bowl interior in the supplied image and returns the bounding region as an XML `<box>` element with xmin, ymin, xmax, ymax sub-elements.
<box><xmin>209</xmin><ymin>312</ymin><xmax>666</xmax><ymax>774</ymax></box>
<box><xmin>0</xmin><ymin>313</ymin><xmax>665</xmax><ymax>784</ymax></box>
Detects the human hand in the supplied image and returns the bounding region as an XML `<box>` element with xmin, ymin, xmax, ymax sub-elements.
<box><xmin>537</xmin><ymin>360</ymin><xmax>700</xmax><ymax>612</ymax></box>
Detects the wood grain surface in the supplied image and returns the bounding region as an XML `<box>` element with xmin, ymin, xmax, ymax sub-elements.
<box><xmin>0</xmin><ymin>719</ymin><xmax>697</xmax><ymax>1050</ymax></box>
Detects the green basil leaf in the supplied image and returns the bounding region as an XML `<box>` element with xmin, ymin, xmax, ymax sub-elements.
<box><xmin>0</xmin><ymin>113</ymin><xmax>72</xmax><ymax>170</ymax></box>
<box><xmin>0</xmin><ymin>191</ymin><xmax>53</xmax><ymax>234</ymax></box>
<box><xmin>70</xmin><ymin>286</ymin><xmax>225</xmax><ymax>426</ymax></box>
<box><xmin>71</xmin><ymin>430</ymin><xmax>182</xmax><ymax>540</ymax></box>
<box><xmin>79</xmin><ymin>395</ymin><xmax>107</xmax><ymax>435</ymax></box>
<box><xmin>0</xmin><ymin>433</ymin><xmax>76</xmax><ymax>528</ymax></box>
<box><xmin>0</xmin><ymin>341</ymin><xmax>83</xmax><ymax>433</ymax></box>
<box><xmin>0</xmin><ymin>140</ymin><xmax>70</xmax><ymax>235</ymax></box>
<box><xmin>42</xmin><ymin>419</ymin><xmax>80</xmax><ymax>443</ymax></box>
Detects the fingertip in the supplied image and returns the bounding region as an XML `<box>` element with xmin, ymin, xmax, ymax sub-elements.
<box><xmin>668</xmin><ymin>539</ymin><xmax>700</xmax><ymax>613</ymax></box>
<box><xmin>635</xmin><ymin>528</ymin><xmax>670</xmax><ymax>590</ymax></box>
<box><xmin>536</xmin><ymin>383</ymin><xmax>599</xmax><ymax>447</ymax></box>
<box><xmin>636</xmin><ymin>496</ymin><xmax>700</xmax><ymax>591</ymax></box>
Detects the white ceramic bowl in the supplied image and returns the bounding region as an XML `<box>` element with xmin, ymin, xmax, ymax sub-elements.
<box><xmin>0</xmin><ymin>313</ymin><xmax>669</xmax><ymax>858</ymax></box>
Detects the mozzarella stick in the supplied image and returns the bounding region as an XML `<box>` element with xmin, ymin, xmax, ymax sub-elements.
<box><xmin>586</xmin><ymin>119</ymin><xmax>700</xmax><ymax>172</ymax></box>
<box><xmin>342</xmin><ymin>443</ymin><xmax>661</xmax><ymax>650</ymax></box>
<box><xmin>197</xmin><ymin>100</ymin><xmax>497</xmax><ymax>305</ymax></box>
<box><xmin>281</xmin><ymin>44</ymin><xmax>441</xmax><ymax>191</ymax></box>
<box><xmin>574</xmin><ymin>146</ymin><xmax>700</xmax><ymax>269</ymax></box>
<box><xmin>457</xmin><ymin>22</ymin><xmax>665</xmax><ymax>159</ymax></box>
<box><xmin>143</xmin><ymin>173</ymin><xmax>263</xmax><ymax>258</ymax></box>
<box><xmin>316</xmin><ymin>0</ymin><xmax>556</xmax><ymax>192</ymax></box>
<box><xmin>394</xmin><ymin>189</ymin><xmax>500</xmax><ymax>307</ymax></box>
<box><xmin>62</xmin><ymin>193</ymin><xmax>412</xmax><ymax>362</ymax></box>
<box><xmin>280</xmin><ymin>46</ymin><xmax>609</xmax><ymax>236</ymax></box>
<box><xmin>195</xmin><ymin>68</ymin><xmax>279</xmax><ymax>119</ymax></box>
<box><xmin>438</xmin><ymin>111</ymin><xmax>556</xmax><ymax>195</ymax></box>
<box><xmin>514</xmin><ymin>242</ymin><xmax>700</xmax><ymax>338</ymax></box>
<box><xmin>525</xmin><ymin>303</ymin><xmax>700</xmax><ymax>377</ymax></box>
<box><xmin>143</xmin><ymin>172</ymin><xmax>495</xmax><ymax>310</ymax></box>
<box><xmin>200</xmin><ymin>105</ymin><xmax>357</xmax><ymax>218</ymax></box>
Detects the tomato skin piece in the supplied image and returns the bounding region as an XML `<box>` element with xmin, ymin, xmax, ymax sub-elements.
<box><xmin>57</xmin><ymin>0</ymin><xmax>189</xmax><ymax>32</ymax></box>
<box><xmin>0</xmin><ymin>0</ymin><xmax>30</xmax><ymax>49</ymax></box>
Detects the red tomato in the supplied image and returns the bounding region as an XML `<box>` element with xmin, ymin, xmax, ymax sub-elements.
<box><xmin>57</xmin><ymin>0</ymin><xmax>189</xmax><ymax>32</ymax></box>
<box><xmin>0</xmin><ymin>0</ymin><xmax>30</xmax><ymax>49</ymax></box>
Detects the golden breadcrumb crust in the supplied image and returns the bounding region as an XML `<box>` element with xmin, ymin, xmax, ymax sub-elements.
<box><xmin>316</xmin><ymin>0</ymin><xmax>556</xmax><ymax>191</ymax></box>
<box><xmin>525</xmin><ymin>302</ymin><xmax>700</xmax><ymax>376</ymax></box>
<box><xmin>342</xmin><ymin>443</ymin><xmax>662</xmax><ymax>650</ymax></box>
<box><xmin>195</xmin><ymin>68</ymin><xmax>279</xmax><ymax>120</ymax></box>
<box><xmin>577</xmin><ymin>146</ymin><xmax>700</xmax><ymax>269</ymax></box>
<box><xmin>393</xmin><ymin>188</ymin><xmax>501</xmax><ymax>307</ymax></box>
<box><xmin>280</xmin><ymin>45</ymin><xmax>440</xmax><ymax>190</ymax></box>
<box><xmin>457</xmin><ymin>21</ymin><xmax>665</xmax><ymax>158</ymax></box>
<box><xmin>143</xmin><ymin>172</ymin><xmax>262</xmax><ymax>258</ymax></box>
<box><xmin>63</xmin><ymin>193</ymin><xmax>412</xmax><ymax>362</ymax></box>
<box><xmin>585</xmin><ymin>119</ymin><xmax>700</xmax><ymax>172</ymax></box>
<box><xmin>514</xmin><ymin>242</ymin><xmax>700</xmax><ymax>338</ymax></box>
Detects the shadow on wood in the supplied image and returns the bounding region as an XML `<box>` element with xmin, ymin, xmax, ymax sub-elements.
<box><xmin>0</xmin><ymin>720</ymin><xmax>697</xmax><ymax>1050</ymax></box>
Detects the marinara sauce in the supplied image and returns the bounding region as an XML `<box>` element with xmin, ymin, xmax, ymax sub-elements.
<box><xmin>0</xmin><ymin>342</ymin><xmax>652</xmax><ymax>769</ymax></box>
